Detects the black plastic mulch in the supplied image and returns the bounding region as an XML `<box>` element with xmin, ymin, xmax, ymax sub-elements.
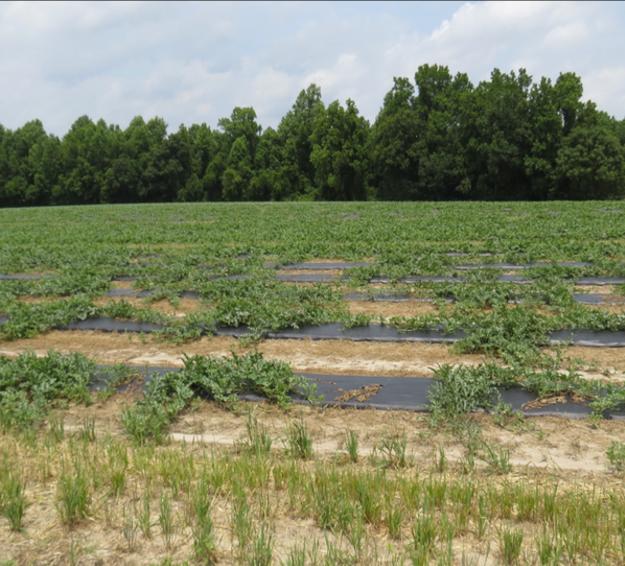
<box><xmin>49</xmin><ymin>317</ymin><xmax>625</xmax><ymax>347</ymax></box>
<box><xmin>90</xmin><ymin>366</ymin><xmax>624</xmax><ymax>419</ymax></box>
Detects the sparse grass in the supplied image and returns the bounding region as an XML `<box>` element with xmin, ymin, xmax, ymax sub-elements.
<box><xmin>0</xmin><ymin>422</ymin><xmax>624</xmax><ymax>563</ymax></box>
<box><xmin>482</xmin><ymin>442</ymin><xmax>512</xmax><ymax>474</ymax></box>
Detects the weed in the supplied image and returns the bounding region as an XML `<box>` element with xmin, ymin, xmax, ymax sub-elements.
<box><xmin>345</xmin><ymin>430</ymin><xmax>359</xmax><ymax>463</ymax></box>
<box><xmin>375</xmin><ymin>434</ymin><xmax>408</xmax><ymax>469</ymax></box>
<box><xmin>411</xmin><ymin>514</ymin><xmax>436</xmax><ymax>554</ymax></box>
<box><xmin>482</xmin><ymin>442</ymin><xmax>512</xmax><ymax>474</ymax></box>
<box><xmin>283</xmin><ymin>543</ymin><xmax>307</xmax><ymax>566</ymax></box>
<box><xmin>537</xmin><ymin>531</ymin><xmax>561</xmax><ymax>565</ymax></box>
<box><xmin>159</xmin><ymin>492</ymin><xmax>175</xmax><ymax>548</ymax></box>
<box><xmin>429</xmin><ymin>364</ymin><xmax>499</xmax><ymax>422</ymax></box>
<box><xmin>286</xmin><ymin>420</ymin><xmax>313</xmax><ymax>460</ymax></box>
<box><xmin>0</xmin><ymin>471</ymin><xmax>26</xmax><ymax>531</ymax></box>
<box><xmin>121</xmin><ymin>508</ymin><xmax>139</xmax><ymax>552</ymax></box>
<box><xmin>435</xmin><ymin>446</ymin><xmax>447</xmax><ymax>473</ymax></box>
<box><xmin>231</xmin><ymin>489</ymin><xmax>253</xmax><ymax>557</ymax></box>
<box><xmin>386</xmin><ymin>504</ymin><xmax>403</xmax><ymax>540</ymax></box>
<box><xmin>78</xmin><ymin>417</ymin><xmax>96</xmax><ymax>443</ymax></box>
<box><xmin>139</xmin><ymin>492</ymin><xmax>152</xmax><ymax>539</ymax></box>
<box><xmin>500</xmin><ymin>528</ymin><xmax>524</xmax><ymax>564</ymax></box>
<box><xmin>245</xmin><ymin>412</ymin><xmax>272</xmax><ymax>457</ymax></box>
<box><xmin>57</xmin><ymin>464</ymin><xmax>90</xmax><ymax>527</ymax></box>
<box><xmin>248</xmin><ymin>523</ymin><xmax>274</xmax><ymax>566</ymax></box>
<box><xmin>607</xmin><ymin>441</ymin><xmax>625</xmax><ymax>472</ymax></box>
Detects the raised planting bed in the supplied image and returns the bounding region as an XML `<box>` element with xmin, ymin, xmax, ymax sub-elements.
<box><xmin>549</xmin><ymin>330</ymin><xmax>625</xmax><ymax>347</ymax></box>
<box><xmin>49</xmin><ymin>317</ymin><xmax>625</xmax><ymax>347</ymax></box>
<box><xmin>282</xmin><ymin>261</ymin><xmax>371</xmax><ymax>270</ymax></box>
<box><xmin>92</xmin><ymin>366</ymin><xmax>624</xmax><ymax>418</ymax></box>
<box><xmin>455</xmin><ymin>261</ymin><xmax>591</xmax><ymax>270</ymax></box>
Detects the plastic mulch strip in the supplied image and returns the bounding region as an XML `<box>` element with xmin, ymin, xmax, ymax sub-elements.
<box><xmin>548</xmin><ymin>330</ymin><xmax>625</xmax><ymax>347</ymax></box>
<box><xmin>50</xmin><ymin>318</ymin><xmax>625</xmax><ymax>347</ymax></box>
<box><xmin>90</xmin><ymin>366</ymin><xmax>624</xmax><ymax>418</ymax></box>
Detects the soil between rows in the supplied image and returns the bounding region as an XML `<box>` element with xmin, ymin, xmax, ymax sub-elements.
<box><xmin>60</xmin><ymin>397</ymin><xmax>625</xmax><ymax>477</ymax></box>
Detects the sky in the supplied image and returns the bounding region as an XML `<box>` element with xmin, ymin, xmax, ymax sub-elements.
<box><xmin>1</xmin><ymin>0</ymin><xmax>624</xmax><ymax>135</ymax></box>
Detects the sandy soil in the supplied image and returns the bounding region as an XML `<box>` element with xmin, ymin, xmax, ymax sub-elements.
<box><xmin>275</xmin><ymin>269</ymin><xmax>342</xmax><ymax>277</ymax></box>
<box><xmin>60</xmin><ymin>397</ymin><xmax>625</xmax><ymax>478</ymax></box>
<box><xmin>573</xmin><ymin>285</ymin><xmax>618</xmax><ymax>295</ymax></box>
<box><xmin>347</xmin><ymin>300</ymin><xmax>437</xmax><ymax>318</ymax></box>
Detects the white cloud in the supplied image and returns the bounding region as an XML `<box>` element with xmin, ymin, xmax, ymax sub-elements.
<box><xmin>0</xmin><ymin>0</ymin><xmax>623</xmax><ymax>135</ymax></box>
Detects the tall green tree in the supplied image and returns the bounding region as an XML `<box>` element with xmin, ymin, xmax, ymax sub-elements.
<box><xmin>277</xmin><ymin>84</ymin><xmax>325</xmax><ymax>198</ymax></box>
<box><xmin>368</xmin><ymin>77</ymin><xmax>421</xmax><ymax>199</ymax></box>
<box><xmin>310</xmin><ymin>99</ymin><xmax>369</xmax><ymax>200</ymax></box>
<box><xmin>556</xmin><ymin>123</ymin><xmax>625</xmax><ymax>199</ymax></box>
<box><xmin>413</xmin><ymin>64</ymin><xmax>472</xmax><ymax>198</ymax></box>
<box><xmin>55</xmin><ymin>116</ymin><xmax>118</xmax><ymax>204</ymax></box>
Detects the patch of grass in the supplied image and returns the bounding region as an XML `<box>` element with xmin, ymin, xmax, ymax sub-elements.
<box><xmin>244</xmin><ymin>412</ymin><xmax>272</xmax><ymax>458</ymax></box>
<box><xmin>56</xmin><ymin>463</ymin><xmax>91</xmax><ymax>527</ymax></box>
<box><xmin>0</xmin><ymin>469</ymin><xmax>27</xmax><ymax>531</ymax></box>
<box><xmin>428</xmin><ymin>364</ymin><xmax>500</xmax><ymax>422</ymax></box>
<box><xmin>345</xmin><ymin>430</ymin><xmax>359</xmax><ymax>463</ymax></box>
<box><xmin>374</xmin><ymin>434</ymin><xmax>408</xmax><ymax>469</ymax></box>
<box><xmin>286</xmin><ymin>420</ymin><xmax>313</xmax><ymax>460</ymax></box>
<box><xmin>500</xmin><ymin>528</ymin><xmax>524</xmax><ymax>564</ymax></box>
<box><xmin>481</xmin><ymin>442</ymin><xmax>512</xmax><ymax>474</ymax></box>
<box><xmin>607</xmin><ymin>441</ymin><xmax>625</xmax><ymax>472</ymax></box>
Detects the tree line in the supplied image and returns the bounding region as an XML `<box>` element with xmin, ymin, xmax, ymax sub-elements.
<box><xmin>1</xmin><ymin>64</ymin><xmax>624</xmax><ymax>206</ymax></box>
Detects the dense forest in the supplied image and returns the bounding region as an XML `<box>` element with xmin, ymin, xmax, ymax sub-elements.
<box><xmin>1</xmin><ymin>64</ymin><xmax>625</xmax><ymax>206</ymax></box>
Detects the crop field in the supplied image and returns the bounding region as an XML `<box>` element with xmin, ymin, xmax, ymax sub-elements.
<box><xmin>1</xmin><ymin>201</ymin><xmax>625</xmax><ymax>564</ymax></box>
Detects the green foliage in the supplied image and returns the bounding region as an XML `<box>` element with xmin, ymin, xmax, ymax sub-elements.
<box><xmin>428</xmin><ymin>364</ymin><xmax>500</xmax><ymax>421</ymax></box>
<box><xmin>244</xmin><ymin>412</ymin><xmax>272</xmax><ymax>458</ymax></box>
<box><xmin>607</xmin><ymin>442</ymin><xmax>625</xmax><ymax>472</ymax></box>
<box><xmin>123</xmin><ymin>353</ymin><xmax>315</xmax><ymax>444</ymax></box>
<box><xmin>0</xmin><ymin>351</ymin><xmax>94</xmax><ymax>430</ymax></box>
<box><xmin>286</xmin><ymin>420</ymin><xmax>313</xmax><ymax>460</ymax></box>
<box><xmin>0</xmin><ymin>296</ymin><xmax>97</xmax><ymax>340</ymax></box>
<box><xmin>56</xmin><ymin>463</ymin><xmax>91</xmax><ymax>526</ymax></box>
<box><xmin>345</xmin><ymin>430</ymin><xmax>359</xmax><ymax>463</ymax></box>
<box><xmin>2</xmin><ymin>65</ymin><xmax>624</xmax><ymax>205</ymax></box>
<box><xmin>500</xmin><ymin>528</ymin><xmax>524</xmax><ymax>564</ymax></box>
<box><xmin>310</xmin><ymin>99</ymin><xmax>369</xmax><ymax>200</ymax></box>
<box><xmin>0</xmin><ymin>465</ymin><xmax>27</xmax><ymax>531</ymax></box>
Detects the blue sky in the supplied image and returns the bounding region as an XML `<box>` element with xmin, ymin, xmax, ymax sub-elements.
<box><xmin>1</xmin><ymin>1</ymin><xmax>623</xmax><ymax>135</ymax></box>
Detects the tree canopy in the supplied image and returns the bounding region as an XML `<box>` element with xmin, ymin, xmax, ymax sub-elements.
<box><xmin>1</xmin><ymin>65</ymin><xmax>624</xmax><ymax>206</ymax></box>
